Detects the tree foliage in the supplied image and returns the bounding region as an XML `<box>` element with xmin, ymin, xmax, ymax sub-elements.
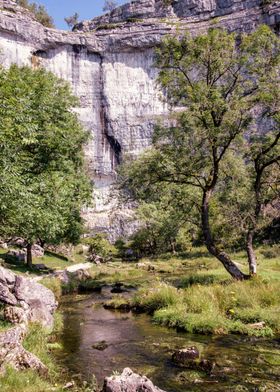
<box><xmin>119</xmin><ymin>26</ymin><xmax>280</xmax><ymax>279</ymax></box>
<box><xmin>0</xmin><ymin>65</ymin><xmax>92</xmax><ymax>265</ymax></box>
<box><xmin>16</xmin><ymin>0</ymin><xmax>54</xmax><ymax>28</ymax></box>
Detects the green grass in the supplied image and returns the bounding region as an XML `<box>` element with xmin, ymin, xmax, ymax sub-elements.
<box><xmin>96</xmin><ymin>245</ymin><xmax>280</xmax><ymax>338</ymax></box>
<box><xmin>0</xmin><ymin>316</ymin><xmax>65</xmax><ymax>392</ymax></box>
<box><xmin>133</xmin><ymin>277</ymin><xmax>280</xmax><ymax>337</ymax></box>
<box><xmin>40</xmin><ymin>277</ymin><xmax>62</xmax><ymax>300</ymax></box>
<box><xmin>0</xmin><ymin>249</ymin><xmax>77</xmax><ymax>276</ymax></box>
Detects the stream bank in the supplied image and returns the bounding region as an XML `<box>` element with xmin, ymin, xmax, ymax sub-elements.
<box><xmin>56</xmin><ymin>287</ymin><xmax>280</xmax><ymax>392</ymax></box>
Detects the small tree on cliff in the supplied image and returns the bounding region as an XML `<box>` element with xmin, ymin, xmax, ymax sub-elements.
<box><xmin>119</xmin><ymin>26</ymin><xmax>280</xmax><ymax>279</ymax></box>
<box><xmin>0</xmin><ymin>65</ymin><xmax>91</xmax><ymax>267</ymax></box>
<box><xmin>64</xmin><ymin>12</ymin><xmax>80</xmax><ymax>29</ymax></box>
<box><xmin>16</xmin><ymin>0</ymin><xmax>54</xmax><ymax>28</ymax></box>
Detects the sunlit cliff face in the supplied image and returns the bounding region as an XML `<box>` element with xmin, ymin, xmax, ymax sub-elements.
<box><xmin>0</xmin><ymin>0</ymin><xmax>279</xmax><ymax>239</ymax></box>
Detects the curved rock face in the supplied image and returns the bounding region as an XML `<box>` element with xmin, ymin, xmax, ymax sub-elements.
<box><xmin>0</xmin><ymin>0</ymin><xmax>279</xmax><ymax>239</ymax></box>
<box><xmin>0</xmin><ymin>266</ymin><xmax>57</xmax><ymax>328</ymax></box>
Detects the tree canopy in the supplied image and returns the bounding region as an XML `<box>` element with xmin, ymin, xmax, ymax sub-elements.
<box><xmin>0</xmin><ymin>65</ymin><xmax>92</xmax><ymax>265</ymax></box>
<box><xmin>119</xmin><ymin>26</ymin><xmax>280</xmax><ymax>279</ymax></box>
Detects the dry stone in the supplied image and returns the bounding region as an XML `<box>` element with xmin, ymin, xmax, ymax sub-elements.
<box><xmin>0</xmin><ymin>326</ymin><xmax>48</xmax><ymax>376</ymax></box>
<box><xmin>0</xmin><ymin>266</ymin><xmax>57</xmax><ymax>328</ymax></box>
<box><xmin>102</xmin><ymin>368</ymin><xmax>166</xmax><ymax>392</ymax></box>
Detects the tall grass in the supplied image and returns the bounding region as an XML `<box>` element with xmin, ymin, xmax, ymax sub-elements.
<box><xmin>133</xmin><ymin>278</ymin><xmax>280</xmax><ymax>337</ymax></box>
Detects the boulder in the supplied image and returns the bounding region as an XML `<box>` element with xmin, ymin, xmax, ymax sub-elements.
<box><xmin>7</xmin><ymin>237</ymin><xmax>26</xmax><ymax>248</ymax></box>
<box><xmin>0</xmin><ymin>266</ymin><xmax>57</xmax><ymax>328</ymax></box>
<box><xmin>102</xmin><ymin>368</ymin><xmax>166</xmax><ymax>392</ymax></box>
<box><xmin>31</xmin><ymin>244</ymin><xmax>44</xmax><ymax>258</ymax></box>
<box><xmin>6</xmin><ymin>249</ymin><xmax>26</xmax><ymax>264</ymax></box>
<box><xmin>0</xmin><ymin>325</ymin><xmax>47</xmax><ymax>376</ymax></box>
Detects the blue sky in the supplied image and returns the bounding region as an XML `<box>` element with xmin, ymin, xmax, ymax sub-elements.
<box><xmin>35</xmin><ymin>0</ymin><xmax>127</xmax><ymax>30</ymax></box>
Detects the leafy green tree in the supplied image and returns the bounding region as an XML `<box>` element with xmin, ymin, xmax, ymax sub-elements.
<box><xmin>0</xmin><ymin>65</ymin><xmax>91</xmax><ymax>266</ymax></box>
<box><xmin>16</xmin><ymin>0</ymin><xmax>54</xmax><ymax>28</ymax></box>
<box><xmin>119</xmin><ymin>26</ymin><xmax>280</xmax><ymax>279</ymax></box>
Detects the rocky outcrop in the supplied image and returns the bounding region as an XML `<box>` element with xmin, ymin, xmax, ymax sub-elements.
<box><xmin>0</xmin><ymin>325</ymin><xmax>48</xmax><ymax>376</ymax></box>
<box><xmin>0</xmin><ymin>0</ymin><xmax>279</xmax><ymax>238</ymax></box>
<box><xmin>102</xmin><ymin>367</ymin><xmax>166</xmax><ymax>392</ymax></box>
<box><xmin>0</xmin><ymin>266</ymin><xmax>57</xmax><ymax>328</ymax></box>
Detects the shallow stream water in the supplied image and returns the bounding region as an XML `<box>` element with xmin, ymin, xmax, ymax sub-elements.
<box><xmin>57</xmin><ymin>288</ymin><xmax>280</xmax><ymax>392</ymax></box>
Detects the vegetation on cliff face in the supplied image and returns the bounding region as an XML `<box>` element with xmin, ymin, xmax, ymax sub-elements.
<box><xmin>15</xmin><ymin>0</ymin><xmax>54</xmax><ymax>28</ymax></box>
<box><xmin>0</xmin><ymin>65</ymin><xmax>92</xmax><ymax>266</ymax></box>
<box><xmin>119</xmin><ymin>26</ymin><xmax>280</xmax><ymax>280</ymax></box>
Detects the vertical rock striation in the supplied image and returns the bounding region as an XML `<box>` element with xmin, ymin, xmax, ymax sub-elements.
<box><xmin>0</xmin><ymin>0</ymin><xmax>279</xmax><ymax>239</ymax></box>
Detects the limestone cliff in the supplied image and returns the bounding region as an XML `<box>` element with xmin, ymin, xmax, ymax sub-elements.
<box><xmin>0</xmin><ymin>0</ymin><xmax>279</xmax><ymax>239</ymax></box>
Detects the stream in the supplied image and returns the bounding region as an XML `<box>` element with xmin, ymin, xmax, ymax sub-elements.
<box><xmin>57</xmin><ymin>288</ymin><xmax>280</xmax><ymax>392</ymax></box>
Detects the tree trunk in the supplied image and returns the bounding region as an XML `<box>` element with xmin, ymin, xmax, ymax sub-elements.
<box><xmin>201</xmin><ymin>190</ymin><xmax>248</xmax><ymax>280</ymax></box>
<box><xmin>246</xmin><ymin>230</ymin><xmax>257</xmax><ymax>275</ymax></box>
<box><xmin>26</xmin><ymin>243</ymin><xmax>33</xmax><ymax>268</ymax></box>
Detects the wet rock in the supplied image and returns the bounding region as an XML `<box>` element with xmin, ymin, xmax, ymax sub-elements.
<box><xmin>111</xmin><ymin>282</ymin><xmax>126</xmax><ymax>293</ymax></box>
<box><xmin>199</xmin><ymin>359</ymin><xmax>216</xmax><ymax>375</ymax></box>
<box><xmin>172</xmin><ymin>347</ymin><xmax>215</xmax><ymax>375</ymax></box>
<box><xmin>92</xmin><ymin>340</ymin><xmax>109</xmax><ymax>351</ymax></box>
<box><xmin>172</xmin><ymin>346</ymin><xmax>200</xmax><ymax>365</ymax></box>
<box><xmin>102</xmin><ymin>367</ymin><xmax>166</xmax><ymax>392</ymax></box>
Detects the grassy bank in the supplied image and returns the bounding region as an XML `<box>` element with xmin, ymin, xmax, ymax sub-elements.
<box><xmin>0</xmin><ymin>315</ymin><xmax>65</xmax><ymax>392</ymax></box>
<box><xmin>103</xmin><ymin>245</ymin><xmax>280</xmax><ymax>337</ymax></box>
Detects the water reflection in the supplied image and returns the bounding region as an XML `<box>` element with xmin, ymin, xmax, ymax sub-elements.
<box><xmin>57</xmin><ymin>290</ymin><xmax>280</xmax><ymax>392</ymax></box>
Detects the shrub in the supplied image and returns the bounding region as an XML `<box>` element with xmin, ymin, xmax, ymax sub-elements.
<box><xmin>16</xmin><ymin>0</ymin><xmax>54</xmax><ymax>28</ymax></box>
<box><xmin>83</xmin><ymin>234</ymin><xmax>117</xmax><ymax>259</ymax></box>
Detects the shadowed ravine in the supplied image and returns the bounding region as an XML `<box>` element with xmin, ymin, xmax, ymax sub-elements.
<box><xmin>57</xmin><ymin>289</ymin><xmax>280</xmax><ymax>392</ymax></box>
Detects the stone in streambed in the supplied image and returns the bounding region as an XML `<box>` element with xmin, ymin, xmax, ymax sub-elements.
<box><xmin>172</xmin><ymin>346</ymin><xmax>216</xmax><ymax>375</ymax></box>
<box><xmin>92</xmin><ymin>340</ymin><xmax>109</xmax><ymax>351</ymax></box>
<box><xmin>102</xmin><ymin>367</ymin><xmax>166</xmax><ymax>392</ymax></box>
<box><xmin>172</xmin><ymin>346</ymin><xmax>200</xmax><ymax>365</ymax></box>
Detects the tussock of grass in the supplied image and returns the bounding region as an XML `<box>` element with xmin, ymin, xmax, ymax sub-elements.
<box><xmin>133</xmin><ymin>282</ymin><xmax>179</xmax><ymax>313</ymax></box>
<box><xmin>133</xmin><ymin>279</ymin><xmax>280</xmax><ymax>337</ymax></box>
<box><xmin>40</xmin><ymin>277</ymin><xmax>62</xmax><ymax>300</ymax></box>
<box><xmin>104</xmin><ymin>295</ymin><xmax>131</xmax><ymax>310</ymax></box>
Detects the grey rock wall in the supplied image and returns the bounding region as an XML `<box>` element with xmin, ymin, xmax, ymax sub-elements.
<box><xmin>0</xmin><ymin>0</ymin><xmax>279</xmax><ymax>239</ymax></box>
